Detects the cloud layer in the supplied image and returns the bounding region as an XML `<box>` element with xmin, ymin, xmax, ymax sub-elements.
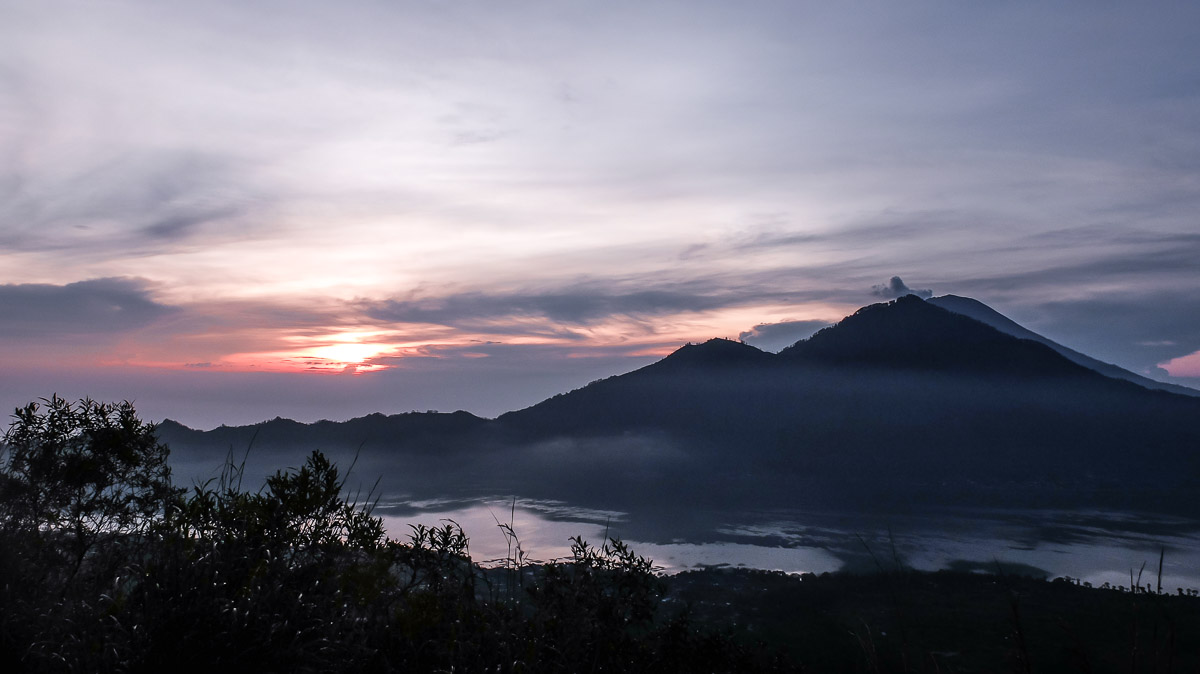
<box><xmin>0</xmin><ymin>278</ymin><xmax>170</xmax><ymax>339</ymax></box>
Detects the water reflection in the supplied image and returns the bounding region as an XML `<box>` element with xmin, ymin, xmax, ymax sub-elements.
<box><xmin>378</xmin><ymin>498</ymin><xmax>616</xmax><ymax>565</ymax></box>
<box><xmin>377</xmin><ymin>499</ymin><xmax>1200</xmax><ymax>590</ymax></box>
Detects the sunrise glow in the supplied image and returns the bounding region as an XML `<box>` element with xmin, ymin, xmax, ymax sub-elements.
<box><xmin>6</xmin><ymin>7</ymin><xmax>1200</xmax><ymax>670</ymax></box>
<box><xmin>1</xmin><ymin>1</ymin><xmax>1197</xmax><ymax>428</ymax></box>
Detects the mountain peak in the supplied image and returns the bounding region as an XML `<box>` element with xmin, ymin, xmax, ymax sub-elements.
<box><xmin>927</xmin><ymin>295</ymin><xmax>1037</xmax><ymax>339</ymax></box>
<box><xmin>656</xmin><ymin>338</ymin><xmax>772</xmax><ymax>369</ymax></box>
<box><xmin>779</xmin><ymin>294</ymin><xmax>1089</xmax><ymax>376</ymax></box>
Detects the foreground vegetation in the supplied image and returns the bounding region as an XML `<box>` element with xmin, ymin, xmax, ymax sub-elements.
<box><xmin>0</xmin><ymin>397</ymin><xmax>789</xmax><ymax>673</ymax></box>
<box><xmin>670</xmin><ymin>566</ymin><xmax>1200</xmax><ymax>673</ymax></box>
<box><xmin>3</xmin><ymin>397</ymin><xmax>1199</xmax><ymax>672</ymax></box>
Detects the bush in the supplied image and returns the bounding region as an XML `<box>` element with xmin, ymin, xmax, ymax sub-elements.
<box><xmin>0</xmin><ymin>395</ymin><xmax>179</xmax><ymax>560</ymax></box>
<box><xmin>0</xmin><ymin>397</ymin><xmax>791</xmax><ymax>673</ymax></box>
<box><xmin>0</xmin><ymin>396</ymin><xmax>182</xmax><ymax>670</ymax></box>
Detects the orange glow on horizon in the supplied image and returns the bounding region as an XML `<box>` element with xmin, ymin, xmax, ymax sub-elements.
<box><xmin>75</xmin><ymin>301</ymin><xmax>857</xmax><ymax>377</ymax></box>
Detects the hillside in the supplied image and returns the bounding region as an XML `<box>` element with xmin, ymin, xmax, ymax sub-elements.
<box><xmin>161</xmin><ymin>295</ymin><xmax>1200</xmax><ymax>516</ymax></box>
<box><xmin>778</xmin><ymin>294</ymin><xmax>1096</xmax><ymax>376</ymax></box>
<box><xmin>929</xmin><ymin>294</ymin><xmax>1200</xmax><ymax>397</ymax></box>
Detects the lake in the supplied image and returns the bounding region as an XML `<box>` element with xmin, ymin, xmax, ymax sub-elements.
<box><xmin>170</xmin><ymin>450</ymin><xmax>1200</xmax><ymax>591</ymax></box>
<box><xmin>377</xmin><ymin>497</ymin><xmax>1200</xmax><ymax>592</ymax></box>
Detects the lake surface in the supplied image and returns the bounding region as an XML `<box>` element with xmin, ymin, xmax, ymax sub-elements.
<box><xmin>377</xmin><ymin>497</ymin><xmax>1200</xmax><ymax>592</ymax></box>
<box><xmin>169</xmin><ymin>453</ymin><xmax>1200</xmax><ymax>591</ymax></box>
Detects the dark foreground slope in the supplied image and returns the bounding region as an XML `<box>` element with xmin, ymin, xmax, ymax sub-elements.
<box><xmin>162</xmin><ymin>295</ymin><xmax>1200</xmax><ymax>516</ymax></box>
<box><xmin>670</xmin><ymin>567</ymin><xmax>1200</xmax><ymax>673</ymax></box>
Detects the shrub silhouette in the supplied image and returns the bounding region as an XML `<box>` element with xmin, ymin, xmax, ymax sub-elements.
<box><xmin>0</xmin><ymin>395</ymin><xmax>179</xmax><ymax>566</ymax></box>
<box><xmin>0</xmin><ymin>397</ymin><xmax>786</xmax><ymax>673</ymax></box>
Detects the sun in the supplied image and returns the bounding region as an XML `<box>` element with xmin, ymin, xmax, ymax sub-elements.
<box><xmin>291</xmin><ymin>332</ymin><xmax>401</xmax><ymax>373</ymax></box>
<box><xmin>201</xmin><ymin>329</ymin><xmax>430</xmax><ymax>374</ymax></box>
<box><xmin>309</xmin><ymin>341</ymin><xmax>390</xmax><ymax>365</ymax></box>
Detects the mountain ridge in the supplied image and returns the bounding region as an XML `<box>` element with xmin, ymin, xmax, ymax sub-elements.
<box><xmin>928</xmin><ymin>294</ymin><xmax>1200</xmax><ymax>397</ymax></box>
<box><xmin>777</xmin><ymin>294</ymin><xmax>1098</xmax><ymax>378</ymax></box>
<box><xmin>161</xmin><ymin>294</ymin><xmax>1195</xmax><ymax>434</ymax></box>
<box><xmin>158</xmin><ymin>294</ymin><xmax>1200</xmax><ymax>517</ymax></box>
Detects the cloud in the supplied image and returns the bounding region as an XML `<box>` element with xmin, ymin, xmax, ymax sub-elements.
<box><xmin>732</xmin><ymin>214</ymin><xmax>968</xmax><ymax>254</ymax></box>
<box><xmin>363</xmin><ymin>287</ymin><xmax>743</xmax><ymax>327</ymax></box>
<box><xmin>1159</xmin><ymin>350</ymin><xmax>1200</xmax><ymax>378</ymax></box>
<box><xmin>0</xmin><ymin>278</ymin><xmax>172</xmax><ymax>339</ymax></box>
<box><xmin>951</xmin><ymin>231</ymin><xmax>1200</xmax><ymax>301</ymax></box>
<box><xmin>141</xmin><ymin>205</ymin><xmax>243</xmax><ymax>241</ymax></box>
<box><xmin>739</xmin><ymin>320</ymin><xmax>831</xmax><ymax>353</ymax></box>
<box><xmin>871</xmin><ymin>277</ymin><xmax>932</xmax><ymax>300</ymax></box>
<box><xmin>358</xmin><ymin>264</ymin><xmax>886</xmax><ymax>336</ymax></box>
<box><xmin>0</xmin><ymin>149</ymin><xmax>259</xmax><ymax>256</ymax></box>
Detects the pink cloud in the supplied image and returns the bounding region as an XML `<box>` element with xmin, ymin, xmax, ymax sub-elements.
<box><xmin>1159</xmin><ymin>351</ymin><xmax>1200</xmax><ymax>378</ymax></box>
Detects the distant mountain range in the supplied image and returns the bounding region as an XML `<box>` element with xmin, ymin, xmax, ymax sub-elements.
<box><xmin>159</xmin><ymin>295</ymin><xmax>1200</xmax><ymax>517</ymax></box>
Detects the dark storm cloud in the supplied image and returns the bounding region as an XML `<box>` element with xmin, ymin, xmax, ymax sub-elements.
<box><xmin>0</xmin><ymin>278</ymin><xmax>172</xmax><ymax>338</ymax></box>
<box><xmin>871</xmin><ymin>277</ymin><xmax>932</xmax><ymax>300</ymax></box>
<box><xmin>738</xmin><ymin>320</ymin><xmax>831</xmax><ymax>353</ymax></box>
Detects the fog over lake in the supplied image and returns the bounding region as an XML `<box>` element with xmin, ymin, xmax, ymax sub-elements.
<box><xmin>374</xmin><ymin>496</ymin><xmax>1200</xmax><ymax>592</ymax></box>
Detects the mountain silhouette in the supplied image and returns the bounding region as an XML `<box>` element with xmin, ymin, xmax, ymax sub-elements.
<box><xmin>160</xmin><ymin>295</ymin><xmax>1200</xmax><ymax>516</ymax></box>
<box><xmin>778</xmin><ymin>294</ymin><xmax>1094</xmax><ymax>376</ymax></box>
<box><xmin>497</xmin><ymin>295</ymin><xmax>1200</xmax><ymax>512</ymax></box>
<box><xmin>655</xmin><ymin>337</ymin><xmax>775</xmax><ymax>369</ymax></box>
<box><xmin>928</xmin><ymin>294</ymin><xmax>1200</xmax><ymax>397</ymax></box>
<box><xmin>158</xmin><ymin>410</ymin><xmax>488</xmax><ymax>460</ymax></box>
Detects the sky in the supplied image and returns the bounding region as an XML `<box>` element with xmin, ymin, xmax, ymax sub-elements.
<box><xmin>2</xmin><ymin>1</ymin><xmax>1199</xmax><ymax>429</ymax></box>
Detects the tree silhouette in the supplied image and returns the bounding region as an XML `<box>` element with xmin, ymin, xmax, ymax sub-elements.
<box><xmin>0</xmin><ymin>395</ymin><xmax>180</xmax><ymax>572</ymax></box>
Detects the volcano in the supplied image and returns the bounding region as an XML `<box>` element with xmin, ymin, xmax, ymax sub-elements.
<box><xmin>160</xmin><ymin>294</ymin><xmax>1200</xmax><ymax>515</ymax></box>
